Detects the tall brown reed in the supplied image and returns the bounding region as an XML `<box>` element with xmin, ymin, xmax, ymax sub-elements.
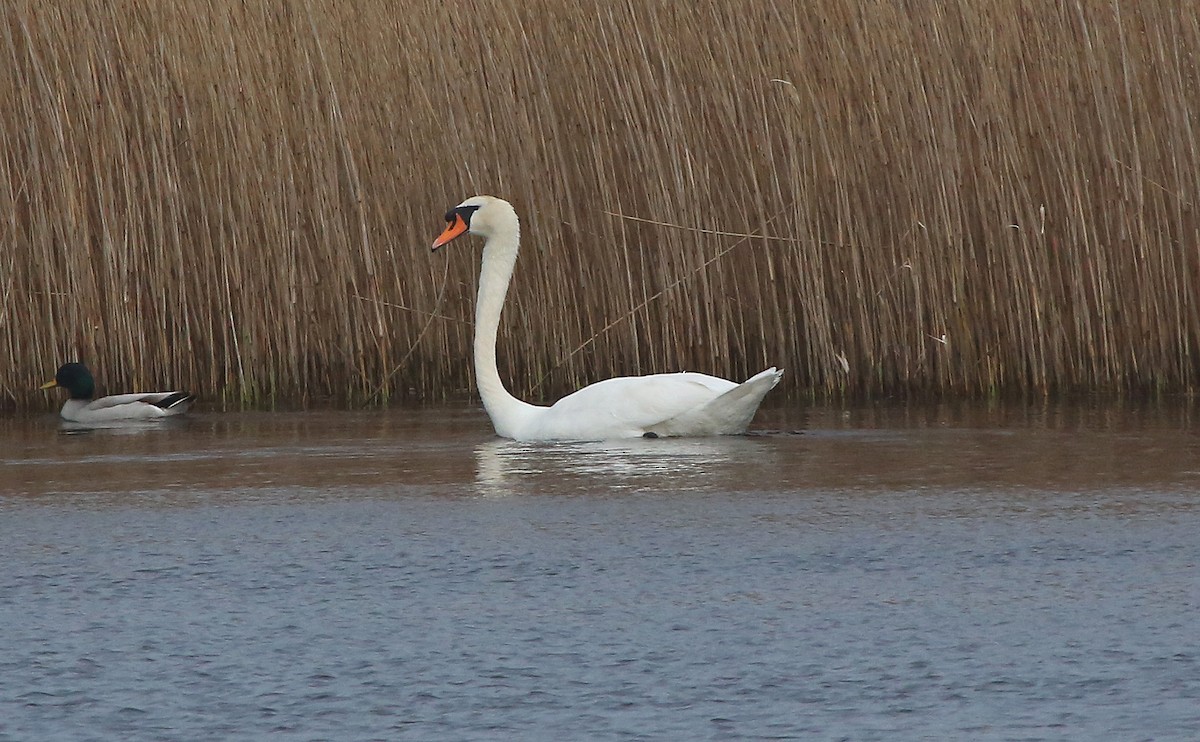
<box><xmin>2</xmin><ymin>0</ymin><xmax>1198</xmax><ymax>410</ymax></box>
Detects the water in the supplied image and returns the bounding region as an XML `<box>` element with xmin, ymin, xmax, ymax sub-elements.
<box><xmin>2</xmin><ymin>402</ymin><xmax>1199</xmax><ymax>740</ymax></box>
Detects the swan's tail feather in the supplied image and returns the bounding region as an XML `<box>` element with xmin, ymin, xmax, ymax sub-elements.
<box><xmin>647</xmin><ymin>367</ymin><xmax>783</xmax><ymax>437</ymax></box>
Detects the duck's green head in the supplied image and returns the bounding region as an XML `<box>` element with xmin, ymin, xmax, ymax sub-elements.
<box><xmin>40</xmin><ymin>362</ymin><xmax>96</xmax><ymax>400</ymax></box>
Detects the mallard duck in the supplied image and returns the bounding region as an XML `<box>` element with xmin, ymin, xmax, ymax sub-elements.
<box><xmin>40</xmin><ymin>362</ymin><xmax>195</xmax><ymax>423</ymax></box>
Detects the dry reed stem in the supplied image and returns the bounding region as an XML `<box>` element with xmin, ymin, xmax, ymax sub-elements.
<box><xmin>2</xmin><ymin>1</ymin><xmax>1199</xmax><ymax>410</ymax></box>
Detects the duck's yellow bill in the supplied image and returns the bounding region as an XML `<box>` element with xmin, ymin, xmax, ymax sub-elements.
<box><xmin>432</xmin><ymin>214</ymin><xmax>468</xmax><ymax>251</ymax></box>
<box><xmin>39</xmin><ymin>379</ymin><xmax>57</xmax><ymax>390</ymax></box>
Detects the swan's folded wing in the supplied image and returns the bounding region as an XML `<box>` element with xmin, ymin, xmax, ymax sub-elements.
<box><xmin>540</xmin><ymin>373</ymin><xmax>736</xmax><ymax>438</ymax></box>
<box><xmin>648</xmin><ymin>368</ymin><xmax>783</xmax><ymax>437</ymax></box>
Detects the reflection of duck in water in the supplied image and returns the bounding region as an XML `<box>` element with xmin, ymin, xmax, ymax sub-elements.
<box><xmin>433</xmin><ymin>196</ymin><xmax>782</xmax><ymax>442</ymax></box>
<box><xmin>41</xmin><ymin>363</ymin><xmax>194</xmax><ymax>423</ymax></box>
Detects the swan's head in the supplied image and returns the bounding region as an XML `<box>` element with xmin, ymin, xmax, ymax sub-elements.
<box><xmin>432</xmin><ymin>195</ymin><xmax>517</xmax><ymax>251</ymax></box>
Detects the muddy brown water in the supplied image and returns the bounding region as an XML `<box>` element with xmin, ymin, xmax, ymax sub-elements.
<box><xmin>2</xmin><ymin>402</ymin><xmax>1198</xmax><ymax>740</ymax></box>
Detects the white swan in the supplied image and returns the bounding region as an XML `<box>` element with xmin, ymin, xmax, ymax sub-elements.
<box><xmin>41</xmin><ymin>362</ymin><xmax>194</xmax><ymax>423</ymax></box>
<box><xmin>432</xmin><ymin>196</ymin><xmax>782</xmax><ymax>441</ymax></box>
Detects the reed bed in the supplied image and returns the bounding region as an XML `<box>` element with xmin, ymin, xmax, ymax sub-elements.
<box><xmin>2</xmin><ymin>0</ymin><xmax>1198</xmax><ymax>409</ymax></box>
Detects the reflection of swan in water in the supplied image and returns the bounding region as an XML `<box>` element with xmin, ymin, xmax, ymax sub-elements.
<box><xmin>474</xmin><ymin>436</ymin><xmax>773</xmax><ymax>497</ymax></box>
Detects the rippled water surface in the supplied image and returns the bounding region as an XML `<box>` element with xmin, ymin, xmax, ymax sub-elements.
<box><xmin>2</xmin><ymin>402</ymin><xmax>1199</xmax><ymax>740</ymax></box>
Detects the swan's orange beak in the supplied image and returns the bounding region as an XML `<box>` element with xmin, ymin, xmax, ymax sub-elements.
<box><xmin>432</xmin><ymin>214</ymin><xmax>469</xmax><ymax>252</ymax></box>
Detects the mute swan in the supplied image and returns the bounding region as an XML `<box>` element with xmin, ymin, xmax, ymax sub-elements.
<box><xmin>432</xmin><ymin>196</ymin><xmax>782</xmax><ymax>441</ymax></box>
<box><xmin>41</xmin><ymin>362</ymin><xmax>195</xmax><ymax>423</ymax></box>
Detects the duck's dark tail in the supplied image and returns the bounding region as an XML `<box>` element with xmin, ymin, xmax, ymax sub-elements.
<box><xmin>153</xmin><ymin>392</ymin><xmax>195</xmax><ymax>411</ymax></box>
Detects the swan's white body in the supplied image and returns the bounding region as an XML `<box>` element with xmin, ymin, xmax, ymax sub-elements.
<box><xmin>434</xmin><ymin>196</ymin><xmax>782</xmax><ymax>442</ymax></box>
<box><xmin>58</xmin><ymin>393</ymin><xmax>193</xmax><ymax>423</ymax></box>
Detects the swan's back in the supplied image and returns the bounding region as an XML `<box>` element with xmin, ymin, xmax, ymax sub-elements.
<box><xmin>519</xmin><ymin>370</ymin><xmax>778</xmax><ymax>441</ymax></box>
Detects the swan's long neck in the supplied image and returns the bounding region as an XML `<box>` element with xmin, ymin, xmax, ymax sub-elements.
<box><xmin>474</xmin><ymin>213</ymin><xmax>540</xmax><ymax>437</ymax></box>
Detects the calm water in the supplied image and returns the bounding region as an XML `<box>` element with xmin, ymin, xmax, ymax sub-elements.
<box><xmin>1</xmin><ymin>402</ymin><xmax>1198</xmax><ymax>740</ymax></box>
